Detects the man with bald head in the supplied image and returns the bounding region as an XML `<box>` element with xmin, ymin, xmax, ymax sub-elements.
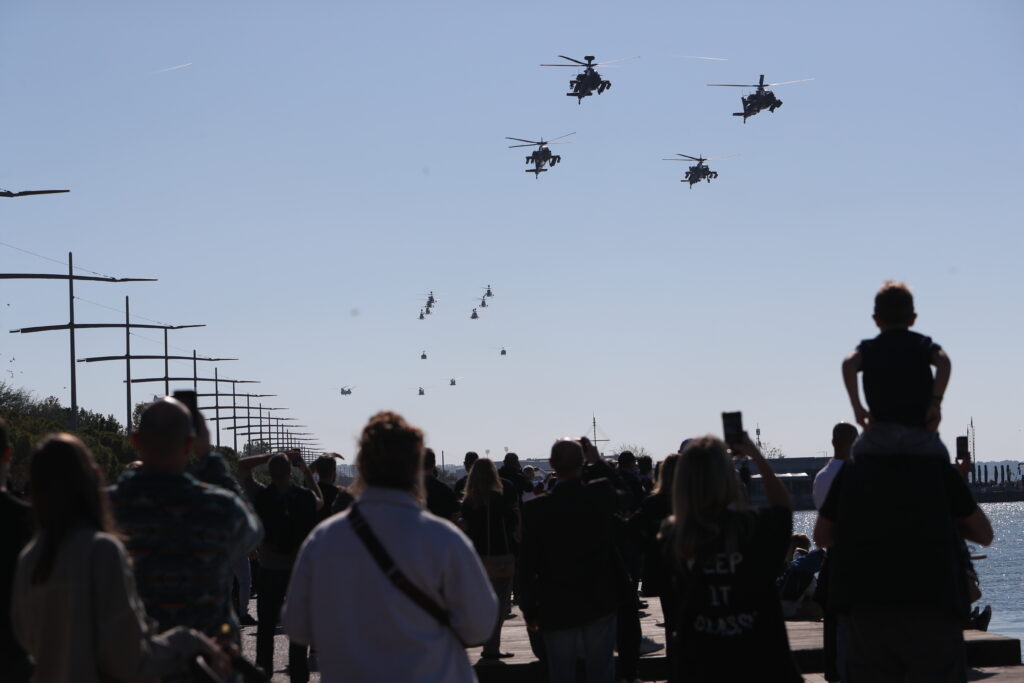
<box><xmin>109</xmin><ymin>397</ymin><xmax>262</xmax><ymax>640</ymax></box>
<box><xmin>518</xmin><ymin>437</ymin><xmax>621</xmax><ymax>683</ymax></box>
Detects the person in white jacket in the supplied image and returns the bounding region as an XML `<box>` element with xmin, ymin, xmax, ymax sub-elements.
<box><xmin>283</xmin><ymin>411</ymin><xmax>497</xmax><ymax>683</ymax></box>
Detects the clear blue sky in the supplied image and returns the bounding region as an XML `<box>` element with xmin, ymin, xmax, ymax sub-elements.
<box><xmin>2</xmin><ymin>0</ymin><xmax>1022</xmax><ymax>463</ymax></box>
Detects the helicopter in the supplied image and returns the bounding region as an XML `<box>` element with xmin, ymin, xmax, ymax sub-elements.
<box><xmin>707</xmin><ymin>74</ymin><xmax>814</xmax><ymax>123</ymax></box>
<box><xmin>1</xmin><ymin>188</ymin><xmax>69</xmax><ymax>198</ymax></box>
<box><xmin>418</xmin><ymin>309</ymin><xmax>426</xmax><ymax>320</ymax></box>
<box><xmin>425</xmin><ymin>291</ymin><xmax>436</xmax><ymax>307</ymax></box>
<box><xmin>541</xmin><ymin>55</ymin><xmax>634</xmax><ymax>103</ymax></box>
<box><xmin>339</xmin><ymin>386</ymin><xmax>355</xmax><ymax>396</ymax></box>
<box><xmin>506</xmin><ymin>133</ymin><xmax>574</xmax><ymax>177</ymax></box>
<box><xmin>448</xmin><ymin>377</ymin><xmax>463</xmax><ymax>387</ymax></box>
<box><xmin>499</xmin><ymin>347</ymin><xmax>508</xmax><ymax>356</ymax></box>
<box><xmin>483</xmin><ymin>285</ymin><xmax>494</xmax><ymax>298</ymax></box>
<box><xmin>470</xmin><ymin>308</ymin><xmax>479</xmax><ymax>320</ymax></box>
<box><xmin>478</xmin><ymin>296</ymin><xmax>488</xmax><ymax>308</ymax></box>
<box><xmin>662</xmin><ymin>154</ymin><xmax>731</xmax><ymax>188</ymax></box>
<box><xmin>420</xmin><ymin>350</ymin><xmax>428</xmax><ymax>360</ymax></box>
<box><xmin>417</xmin><ymin>387</ymin><xmax>426</xmax><ymax>396</ymax></box>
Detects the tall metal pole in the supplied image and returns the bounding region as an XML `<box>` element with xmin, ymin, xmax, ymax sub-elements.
<box><xmin>214</xmin><ymin>367</ymin><xmax>221</xmax><ymax>449</ymax></box>
<box><xmin>258</xmin><ymin>403</ymin><xmax>264</xmax><ymax>450</ymax></box>
<box><xmin>125</xmin><ymin>296</ymin><xmax>132</xmax><ymax>433</ymax></box>
<box><xmin>245</xmin><ymin>393</ymin><xmax>251</xmax><ymax>454</ymax></box>
<box><xmin>232</xmin><ymin>381</ymin><xmax>238</xmax><ymax>452</ymax></box>
<box><xmin>192</xmin><ymin>350</ymin><xmax>198</xmax><ymax>392</ymax></box>
<box><xmin>163</xmin><ymin>329</ymin><xmax>170</xmax><ymax>396</ymax></box>
<box><xmin>68</xmin><ymin>253</ymin><xmax>78</xmax><ymax>430</ymax></box>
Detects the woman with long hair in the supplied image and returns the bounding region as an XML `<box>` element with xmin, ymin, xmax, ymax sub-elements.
<box><xmin>11</xmin><ymin>434</ymin><xmax>224</xmax><ymax>682</ymax></box>
<box><xmin>460</xmin><ymin>458</ymin><xmax>518</xmax><ymax>661</ymax></box>
<box><xmin>660</xmin><ymin>433</ymin><xmax>800</xmax><ymax>682</ymax></box>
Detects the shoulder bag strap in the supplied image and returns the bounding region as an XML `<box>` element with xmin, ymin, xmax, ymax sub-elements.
<box><xmin>348</xmin><ymin>503</ymin><xmax>465</xmax><ymax>644</ymax></box>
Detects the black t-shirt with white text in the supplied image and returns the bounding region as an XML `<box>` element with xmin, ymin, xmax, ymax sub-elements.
<box><xmin>858</xmin><ymin>329</ymin><xmax>940</xmax><ymax>427</ymax></box>
<box><xmin>665</xmin><ymin>506</ymin><xmax>802</xmax><ymax>683</ymax></box>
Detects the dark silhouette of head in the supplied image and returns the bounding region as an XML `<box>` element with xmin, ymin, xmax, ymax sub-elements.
<box><xmin>549</xmin><ymin>440</ymin><xmax>583</xmax><ymax>478</ymax></box>
<box><xmin>29</xmin><ymin>433</ymin><xmax>117</xmax><ymax>583</ymax></box>
<box><xmin>617</xmin><ymin>451</ymin><xmax>636</xmax><ymax>469</ymax></box>
<box><xmin>356</xmin><ymin>411</ymin><xmax>424</xmax><ymax>492</ymax></box>
<box><xmin>464</xmin><ymin>451</ymin><xmax>479</xmax><ymax>470</ymax></box>
<box><xmin>267</xmin><ymin>453</ymin><xmax>291</xmax><ymax>483</ymax></box>
<box><xmin>132</xmin><ymin>398</ymin><xmax>195</xmax><ymax>472</ymax></box>
<box><xmin>873</xmin><ymin>280</ymin><xmax>916</xmax><ymax>329</ymax></box>
<box><xmin>637</xmin><ymin>455</ymin><xmax>653</xmax><ymax>475</ymax></box>
<box><xmin>313</xmin><ymin>455</ymin><xmax>337</xmax><ymax>483</ymax></box>
<box><xmin>503</xmin><ymin>452</ymin><xmax>520</xmax><ymax>469</ymax></box>
<box><xmin>832</xmin><ymin>422</ymin><xmax>859</xmax><ymax>460</ymax></box>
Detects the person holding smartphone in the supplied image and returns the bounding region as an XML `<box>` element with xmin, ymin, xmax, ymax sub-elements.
<box><xmin>660</xmin><ymin>432</ymin><xmax>801</xmax><ymax>683</ymax></box>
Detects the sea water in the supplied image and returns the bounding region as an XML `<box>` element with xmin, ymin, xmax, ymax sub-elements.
<box><xmin>793</xmin><ymin>502</ymin><xmax>1024</xmax><ymax>640</ymax></box>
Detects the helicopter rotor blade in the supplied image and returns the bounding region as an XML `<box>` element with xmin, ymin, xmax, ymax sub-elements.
<box><xmin>765</xmin><ymin>78</ymin><xmax>814</xmax><ymax>87</ymax></box>
<box><xmin>679</xmin><ymin>55</ymin><xmax>729</xmax><ymax>61</ymax></box>
<box><xmin>506</xmin><ymin>137</ymin><xmax>542</xmax><ymax>145</ymax></box>
<box><xmin>558</xmin><ymin>55</ymin><xmax>589</xmax><ymax>66</ymax></box>
<box><xmin>671</xmin><ymin>154</ymin><xmax>703</xmax><ymax>162</ymax></box>
<box><xmin>508</xmin><ymin>143</ymin><xmax>541</xmax><ymax>148</ymax></box>
<box><xmin>3</xmin><ymin>189</ymin><xmax>70</xmax><ymax>197</ymax></box>
<box><xmin>547</xmin><ymin>132</ymin><xmax>576</xmax><ymax>142</ymax></box>
<box><xmin>593</xmin><ymin>56</ymin><xmax>639</xmax><ymax>66</ymax></box>
<box><xmin>704</xmin><ymin>154</ymin><xmax>739</xmax><ymax>162</ymax></box>
<box><xmin>707</xmin><ymin>83</ymin><xmax>759</xmax><ymax>88</ymax></box>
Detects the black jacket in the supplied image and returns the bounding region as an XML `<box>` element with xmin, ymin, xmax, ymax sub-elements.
<box><xmin>518</xmin><ymin>477</ymin><xmax>623</xmax><ymax>630</ymax></box>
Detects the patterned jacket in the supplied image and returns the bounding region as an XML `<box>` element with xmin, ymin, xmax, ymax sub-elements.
<box><xmin>109</xmin><ymin>470</ymin><xmax>262</xmax><ymax>636</ymax></box>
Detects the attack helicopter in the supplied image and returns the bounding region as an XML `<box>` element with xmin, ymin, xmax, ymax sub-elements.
<box><xmin>506</xmin><ymin>133</ymin><xmax>575</xmax><ymax>177</ymax></box>
<box><xmin>470</xmin><ymin>308</ymin><xmax>479</xmax><ymax>320</ymax></box>
<box><xmin>420</xmin><ymin>351</ymin><xmax>428</xmax><ymax>360</ymax></box>
<box><xmin>541</xmin><ymin>55</ymin><xmax>635</xmax><ymax>103</ymax></box>
<box><xmin>339</xmin><ymin>386</ymin><xmax>355</xmax><ymax>396</ymax></box>
<box><xmin>483</xmin><ymin>285</ymin><xmax>494</xmax><ymax>298</ymax></box>
<box><xmin>1</xmin><ymin>187</ymin><xmax>69</xmax><ymax>198</ymax></box>
<box><xmin>707</xmin><ymin>74</ymin><xmax>813</xmax><ymax>123</ymax></box>
<box><xmin>448</xmin><ymin>377</ymin><xmax>463</xmax><ymax>387</ymax></box>
<box><xmin>663</xmin><ymin>154</ymin><xmax>732</xmax><ymax>189</ymax></box>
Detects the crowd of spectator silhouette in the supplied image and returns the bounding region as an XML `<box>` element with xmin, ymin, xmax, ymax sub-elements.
<box><xmin>0</xmin><ymin>281</ymin><xmax>998</xmax><ymax>682</ymax></box>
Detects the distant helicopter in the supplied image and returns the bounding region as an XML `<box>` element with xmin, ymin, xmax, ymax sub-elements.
<box><xmin>500</xmin><ymin>347</ymin><xmax>508</xmax><ymax>356</ymax></box>
<box><xmin>425</xmin><ymin>291</ymin><xmax>436</xmax><ymax>307</ymax></box>
<box><xmin>483</xmin><ymin>285</ymin><xmax>494</xmax><ymax>298</ymax></box>
<box><xmin>541</xmin><ymin>55</ymin><xmax>635</xmax><ymax>103</ymax></box>
<box><xmin>506</xmin><ymin>133</ymin><xmax>574</xmax><ymax>177</ymax></box>
<box><xmin>1</xmin><ymin>187</ymin><xmax>69</xmax><ymax>198</ymax></box>
<box><xmin>707</xmin><ymin>74</ymin><xmax>814</xmax><ymax>123</ymax></box>
<box><xmin>339</xmin><ymin>386</ymin><xmax>355</xmax><ymax>396</ymax></box>
<box><xmin>417</xmin><ymin>387</ymin><xmax>426</xmax><ymax>396</ymax></box>
<box><xmin>420</xmin><ymin>350</ymin><xmax>428</xmax><ymax>360</ymax></box>
<box><xmin>470</xmin><ymin>308</ymin><xmax>479</xmax><ymax>320</ymax></box>
<box><xmin>479</xmin><ymin>296</ymin><xmax>488</xmax><ymax>308</ymax></box>
<box><xmin>448</xmin><ymin>377</ymin><xmax>463</xmax><ymax>386</ymax></box>
<box><xmin>418</xmin><ymin>309</ymin><xmax>426</xmax><ymax>320</ymax></box>
<box><xmin>663</xmin><ymin>154</ymin><xmax>732</xmax><ymax>188</ymax></box>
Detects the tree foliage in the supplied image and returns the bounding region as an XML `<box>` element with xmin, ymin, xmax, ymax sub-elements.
<box><xmin>0</xmin><ymin>381</ymin><xmax>136</xmax><ymax>491</ymax></box>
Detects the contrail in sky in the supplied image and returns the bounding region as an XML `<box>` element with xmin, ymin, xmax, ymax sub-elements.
<box><xmin>155</xmin><ymin>62</ymin><xmax>193</xmax><ymax>73</ymax></box>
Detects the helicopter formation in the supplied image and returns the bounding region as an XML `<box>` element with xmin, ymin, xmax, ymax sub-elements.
<box><xmin>339</xmin><ymin>285</ymin><xmax>505</xmax><ymax>399</ymax></box>
<box><xmin>509</xmin><ymin>56</ymin><xmax>812</xmax><ymax>188</ymax></box>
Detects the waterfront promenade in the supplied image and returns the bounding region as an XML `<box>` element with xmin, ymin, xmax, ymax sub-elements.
<box><xmin>241</xmin><ymin>597</ymin><xmax>1022</xmax><ymax>682</ymax></box>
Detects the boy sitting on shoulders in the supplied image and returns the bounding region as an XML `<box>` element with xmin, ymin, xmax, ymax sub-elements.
<box><xmin>842</xmin><ymin>280</ymin><xmax>951</xmax><ymax>457</ymax></box>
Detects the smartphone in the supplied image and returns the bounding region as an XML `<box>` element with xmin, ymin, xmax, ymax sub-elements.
<box><xmin>172</xmin><ymin>389</ymin><xmax>201</xmax><ymax>432</ymax></box>
<box><xmin>722</xmin><ymin>411</ymin><xmax>743</xmax><ymax>448</ymax></box>
<box><xmin>956</xmin><ymin>436</ymin><xmax>970</xmax><ymax>463</ymax></box>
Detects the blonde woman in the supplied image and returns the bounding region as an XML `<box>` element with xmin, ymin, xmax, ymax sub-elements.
<box><xmin>461</xmin><ymin>458</ymin><xmax>518</xmax><ymax>660</ymax></box>
<box><xmin>661</xmin><ymin>433</ymin><xmax>800</xmax><ymax>683</ymax></box>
